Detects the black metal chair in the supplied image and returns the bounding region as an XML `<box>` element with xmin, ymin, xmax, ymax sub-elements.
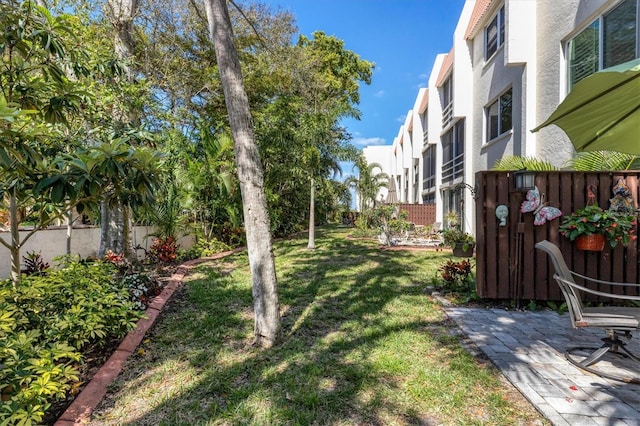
<box><xmin>536</xmin><ymin>239</ymin><xmax>640</xmax><ymax>383</ymax></box>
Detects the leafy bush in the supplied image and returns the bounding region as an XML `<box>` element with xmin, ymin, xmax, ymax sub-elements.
<box><xmin>181</xmin><ymin>238</ymin><xmax>232</xmax><ymax>260</ymax></box>
<box><xmin>369</xmin><ymin>205</ymin><xmax>410</xmax><ymax>246</ymax></box>
<box><xmin>0</xmin><ymin>261</ymin><xmax>144</xmax><ymax>425</ymax></box>
<box><xmin>21</xmin><ymin>251</ymin><xmax>50</xmax><ymax>276</ymax></box>
<box><xmin>440</xmin><ymin>228</ymin><xmax>475</xmax><ymax>251</ymax></box>
<box><xmin>121</xmin><ymin>273</ymin><xmax>157</xmax><ymax>310</ymax></box>
<box><xmin>438</xmin><ymin>259</ymin><xmax>475</xmax><ymax>292</ymax></box>
<box><xmin>149</xmin><ymin>236</ymin><xmax>179</xmax><ymax>264</ymax></box>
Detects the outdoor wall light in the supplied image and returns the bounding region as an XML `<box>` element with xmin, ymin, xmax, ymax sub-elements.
<box><xmin>514</xmin><ymin>169</ymin><xmax>536</xmax><ymax>192</ymax></box>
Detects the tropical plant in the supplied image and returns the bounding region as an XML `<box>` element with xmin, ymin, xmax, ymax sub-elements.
<box><xmin>439</xmin><ymin>259</ymin><xmax>475</xmax><ymax>292</ymax></box>
<box><xmin>491</xmin><ymin>155</ymin><xmax>558</xmax><ymax>171</ymax></box>
<box><xmin>559</xmin><ymin>204</ymin><xmax>637</xmax><ymax>247</ymax></box>
<box><xmin>346</xmin><ymin>156</ymin><xmax>389</xmax><ymax>215</ymax></box>
<box><xmin>20</xmin><ymin>251</ymin><xmax>50</xmax><ymax>276</ymax></box>
<box><xmin>369</xmin><ymin>204</ymin><xmax>409</xmax><ymax>246</ymax></box>
<box><xmin>0</xmin><ymin>2</ymin><xmax>97</xmax><ymax>287</ymax></box>
<box><xmin>568</xmin><ymin>151</ymin><xmax>640</xmax><ymax>171</ymax></box>
<box><xmin>148</xmin><ymin>236</ymin><xmax>179</xmax><ymax>264</ymax></box>
<box><xmin>0</xmin><ymin>259</ymin><xmax>142</xmax><ymax>425</ymax></box>
<box><xmin>440</xmin><ymin>228</ymin><xmax>476</xmax><ymax>251</ymax></box>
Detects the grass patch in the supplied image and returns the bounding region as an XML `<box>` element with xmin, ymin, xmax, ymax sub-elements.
<box><xmin>91</xmin><ymin>225</ymin><xmax>545</xmax><ymax>425</ymax></box>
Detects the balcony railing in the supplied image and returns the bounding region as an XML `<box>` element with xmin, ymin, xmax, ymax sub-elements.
<box><xmin>423</xmin><ymin>175</ymin><xmax>435</xmax><ymax>190</ymax></box>
<box><xmin>442</xmin><ymin>152</ymin><xmax>464</xmax><ymax>183</ymax></box>
<box><xmin>422</xmin><ymin>130</ymin><xmax>429</xmax><ymax>144</ymax></box>
<box><xmin>442</xmin><ymin>102</ymin><xmax>453</xmax><ymax>128</ymax></box>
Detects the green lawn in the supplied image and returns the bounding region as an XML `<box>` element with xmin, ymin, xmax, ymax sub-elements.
<box><xmin>91</xmin><ymin>225</ymin><xmax>545</xmax><ymax>425</ymax></box>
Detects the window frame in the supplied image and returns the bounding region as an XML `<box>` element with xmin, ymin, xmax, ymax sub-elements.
<box><xmin>484</xmin><ymin>5</ymin><xmax>505</xmax><ymax>60</ymax></box>
<box><xmin>566</xmin><ymin>0</ymin><xmax>639</xmax><ymax>89</ymax></box>
<box><xmin>422</xmin><ymin>144</ymin><xmax>436</xmax><ymax>191</ymax></box>
<box><xmin>485</xmin><ymin>88</ymin><xmax>513</xmax><ymax>143</ymax></box>
<box><xmin>441</xmin><ymin>119</ymin><xmax>465</xmax><ymax>183</ymax></box>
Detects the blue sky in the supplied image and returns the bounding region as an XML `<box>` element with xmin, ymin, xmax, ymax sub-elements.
<box><xmin>260</xmin><ymin>0</ymin><xmax>466</xmax><ymax>150</ymax></box>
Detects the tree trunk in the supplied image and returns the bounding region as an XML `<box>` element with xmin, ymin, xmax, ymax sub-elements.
<box><xmin>204</xmin><ymin>0</ymin><xmax>280</xmax><ymax>347</ymax></box>
<box><xmin>66</xmin><ymin>210</ymin><xmax>72</xmax><ymax>255</ymax></box>
<box><xmin>308</xmin><ymin>178</ymin><xmax>315</xmax><ymax>249</ymax></box>
<box><xmin>101</xmin><ymin>0</ymin><xmax>138</xmax><ymax>258</ymax></box>
<box><xmin>98</xmin><ymin>200</ymin><xmax>129</xmax><ymax>257</ymax></box>
<box><xmin>9</xmin><ymin>191</ymin><xmax>21</xmax><ymax>288</ymax></box>
<box><xmin>105</xmin><ymin>0</ymin><xmax>139</xmax><ymax>86</ymax></box>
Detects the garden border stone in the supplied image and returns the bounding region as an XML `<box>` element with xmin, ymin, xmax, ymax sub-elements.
<box><xmin>54</xmin><ymin>248</ymin><xmax>244</xmax><ymax>425</ymax></box>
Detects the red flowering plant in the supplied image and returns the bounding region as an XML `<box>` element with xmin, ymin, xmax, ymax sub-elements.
<box><xmin>149</xmin><ymin>236</ymin><xmax>179</xmax><ymax>264</ymax></box>
<box><xmin>559</xmin><ymin>204</ymin><xmax>637</xmax><ymax>248</ymax></box>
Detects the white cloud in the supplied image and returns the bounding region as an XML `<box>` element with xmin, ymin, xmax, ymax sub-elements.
<box><xmin>374</xmin><ymin>90</ymin><xmax>385</xmax><ymax>97</ymax></box>
<box><xmin>352</xmin><ymin>136</ymin><xmax>386</xmax><ymax>148</ymax></box>
<box><xmin>396</xmin><ymin>114</ymin><xmax>406</xmax><ymax>123</ymax></box>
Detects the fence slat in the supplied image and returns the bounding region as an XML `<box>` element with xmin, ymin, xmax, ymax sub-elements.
<box><xmin>476</xmin><ymin>171</ymin><xmax>640</xmax><ymax>302</ymax></box>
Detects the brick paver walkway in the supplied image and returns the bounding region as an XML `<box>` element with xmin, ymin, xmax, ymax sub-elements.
<box><xmin>445</xmin><ymin>308</ymin><xmax>640</xmax><ymax>426</ymax></box>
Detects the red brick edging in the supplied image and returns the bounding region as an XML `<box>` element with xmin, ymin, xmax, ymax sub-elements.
<box><xmin>55</xmin><ymin>248</ymin><xmax>244</xmax><ymax>425</ymax></box>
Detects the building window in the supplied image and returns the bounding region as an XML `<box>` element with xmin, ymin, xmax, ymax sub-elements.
<box><xmin>422</xmin><ymin>144</ymin><xmax>436</xmax><ymax>190</ymax></box>
<box><xmin>486</xmin><ymin>88</ymin><xmax>512</xmax><ymax>142</ymax></box>
<box><xmin>442</xmin><ymin>188</ymin><xmax>462</xmax><ymax>228</ymax></box>
<box><xmin>441</xmin><ymin>76</ymin><xmax>453</xmax><ymax>127</ymax></box>
<box><xmin>442</xmin><ymin>119</ymin><xmax>465</xmax><ymax>183</ymax></box>
<box><xmin>568</xmin><ymin>0</ymin><xmax>639</xmax><ymax>88</ymax></box>
<box><xmin>485</xmin><ymin>5</ymin><xmax>505</xmax><ymax>59</ymax></box>
<box><xmin>421</xmin><ymin>109</ymin><xmax>429</xmax><ymax>143</ymax></box>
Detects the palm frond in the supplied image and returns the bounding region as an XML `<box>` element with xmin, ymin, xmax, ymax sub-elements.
<box><xmin>567</xmin><ymin>151</ymin><xmax>640</xmax><ymax>171</ymax></box>
<box><xmin>491</xmin><ymin>155</ymin><xmax>558</xmax><ymax>171</ymax></box>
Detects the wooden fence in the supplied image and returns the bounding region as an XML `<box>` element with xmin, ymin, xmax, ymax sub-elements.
<box><xmin>475</xmin><ymin>171</ymin><xmax>640</xmax><ymax>302</ymax></box>
<box><xmin>397</xmin><ymin>203</ymin><xmax>437</xmax><ymax>226</ymax></box>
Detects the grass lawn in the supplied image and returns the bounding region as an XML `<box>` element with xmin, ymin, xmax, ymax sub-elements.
<box><xmin>91</xmin><ymin>225</ymin><xmax>546</xmax><ymax>425</ymax></box>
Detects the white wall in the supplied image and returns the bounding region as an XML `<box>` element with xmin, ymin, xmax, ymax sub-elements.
<box><xmin>533</xmin><ymin>0</ymin><xmax>610</xmax><ymax>167</ymax></box>
<box><xmin>0</xmin><ymin>226</ymin><xmax>195</xmax><ymax>279</ymax></box>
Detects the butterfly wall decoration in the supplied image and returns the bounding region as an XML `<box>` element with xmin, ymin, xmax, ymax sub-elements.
<box><xmin>520</xmin><ymin>186</ymin><xmax>562</xmax><ymax>226</ymax></box>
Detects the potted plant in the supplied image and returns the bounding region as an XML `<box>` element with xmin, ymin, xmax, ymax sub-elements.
<box><xmin>559</xmin><ymin>204</ymin><xmax>637</xmax><ymax>251</ymax></box>
<box><xmin>440</xmin><ymin>227</ymin><xmax>476</xmax><ymax>257</ymax></box>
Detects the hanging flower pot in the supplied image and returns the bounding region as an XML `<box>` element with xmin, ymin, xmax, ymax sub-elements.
<box><xmin>576</xmin><ymin>234</ymin><xmax>606</xmax><ymax>251</ymax></box>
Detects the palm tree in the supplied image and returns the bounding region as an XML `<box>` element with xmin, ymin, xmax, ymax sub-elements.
<box><xmin>346</xmin><ymin>156</ymin><xmax>389</xmax><ymax>213</ymax></box>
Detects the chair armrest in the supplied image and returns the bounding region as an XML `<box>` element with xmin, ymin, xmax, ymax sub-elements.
<box><xmin>556</xmin><ymin>274</ymin><xmax>640</xmax><ymax>301</ymax></box>
<box><xmin>570</xmin><ymin>270</ymin><xmax>640</xmax><ymax>288</ymax></box>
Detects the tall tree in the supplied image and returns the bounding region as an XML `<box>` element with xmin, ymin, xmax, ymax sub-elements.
<box><xmin>0</xmin><ymin>1</ymin><xmax>90</xmax><ymax>286</ymax></box>
<box><xmin>204</xmin><ymin>0</ymin><xmax>280</xmax><ymax>347</ymax></box>
<box><xmin>100</xmin><ymin>0</ymin><xmax>140</xmax><ymax>258</ymax></box>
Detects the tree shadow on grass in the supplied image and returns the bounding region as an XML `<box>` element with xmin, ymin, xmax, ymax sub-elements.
<box><xmin>91</xmin><ymin>226</ymin><xmax>496</xmax><ymax>425</ymax></box>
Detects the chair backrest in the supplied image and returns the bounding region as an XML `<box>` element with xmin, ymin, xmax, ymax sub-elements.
<box><xmin>535</xmin><ymin>240</ymin><xmax>584</xmax><ymax>327</ymax></box>
<box><xmin>430</xmin><ymin>222</ymin><xmax>442</xmax><ymax>233</ymax></box>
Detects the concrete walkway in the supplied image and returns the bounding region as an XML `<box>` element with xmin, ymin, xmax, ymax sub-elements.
<box><xmin>444</xmin><ymin>308</ymin><xmax>640</xmax><ymax>426</ymax></box>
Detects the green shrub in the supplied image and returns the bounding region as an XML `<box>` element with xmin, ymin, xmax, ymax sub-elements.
<box><xmin>149</xmin><ymin>236</ymin><xmax>178</xmax><ymax>264</ymax></box>
<box><xmin>0</xmin><ymin>261</ymin><xmax>144</xmax><ymax>425</ymax></box>
<box><xmin>438</xmin><ymin>259</ymin><xmax>475</xmax><ymax>293</ymax></box>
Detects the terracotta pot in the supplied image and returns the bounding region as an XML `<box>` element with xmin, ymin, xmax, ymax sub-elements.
<box><xmin>453</xmin><ymin>243</ymin><xmax>475</xmax><ymax>257</ymax></box>
<box><xmin>576</xmin><ymin>234</ymin><xmax>606</xmax><ymax>251</ymax></box>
